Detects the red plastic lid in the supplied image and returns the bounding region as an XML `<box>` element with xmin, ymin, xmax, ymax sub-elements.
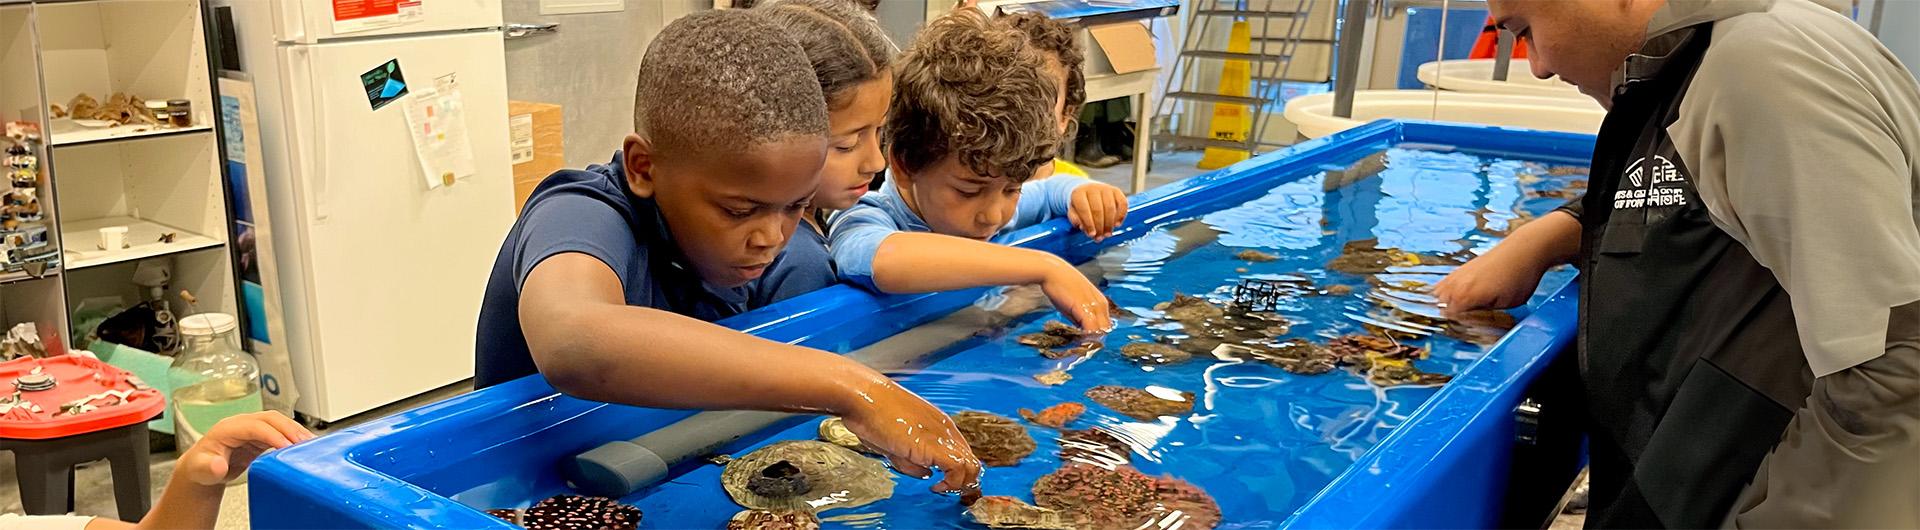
<box><xmin>0</xmin><ymin>355</ymin><xmax>165</xmax><ymax>440</ymax></box>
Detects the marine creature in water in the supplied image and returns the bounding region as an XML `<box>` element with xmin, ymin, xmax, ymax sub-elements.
<box><xmin>966</xmin><ymin>496</ymin><xmax>1074</xmax><ymax>530</ymax></box>
<box><xmin>1021</xmin><ymin>321</ymin><xmax>1102</xmax><ymax>359</ymax></box>
<box><xmin>1167</xmin><ymin>336</ymin><xmax>1222</xmax><ymax>357</ymax></box>
<box><xmin>1017</xmin><ymin>332</ymin><xmax>1071</xmax><ymax>349</ymax></box>
<box><xmin>1019</xmin><ymin>402</ymin><xmax>1087</xmax><ymax>429</ymax></box>
<box><xmin>953</xmin><ymin>411</ymin><xmax>1038</xmax><ymax>467</ymax></box>
<box><xmin>1085</xmin><ymin>385</ymin><xmax>1194</xmax><ymax>421</ymax></box>
<box><xmin>1154</xmin><ymin>293</ymin><xmax>1225</xmax><ymax>323</ymax></box>
<box><xmin>1366</xmin><ymin>357</ymin><xmax>1453</xmax><ymax>387</ymax></box>
<box><xmin>727</xmin><ymin>509</ymin><xmax>821</xmax><ymax>530</ymax></box>
<box><xmin>721</xmin><ymin>441</ymin><xmax>894</xmax><ymax>512</ymax></box>
<box><xmin>1149</xmin><ymin>476</ymin><xmax>1223</xmax><ymax>530</ymax></box>
<box><xmin>816</xmin><ymin>417</ymin><xmax>869</xmax><ymax>454</ymax></box>
<box><xmin>1058</xmin><ymin>428</ymin><xmax>1131</xmax><ymax>467</ymax></box>
<box><xmin>487</xmin><ymin>494</ymin><xmax>642</xmax><ymax>530</ymax></box>
<box><xmin>1444</xmin><ymin>309</ymin><xmax>1518</xmax><ymax>346</ymax></box>
<box><xmin>1118</xmin><ymin>341</ymin><xmax>1190</xmax><ymax>365</ymax></box>
<box><xmin>1033</xmin><ymin>370</ymin><xmax>1072</xmax><ymax>386</ymax></box>
<box><xmin>1547</xmin><ymin>165</ymin><xmax>1588</xmax><ymax>176</ymax></box>
<box><xmin>1322</xmin><ymin>284</ymin><xmax>1354</xmax><ymax>297</ymax></box>
<box><xmin>1327</xmin><ymin>334</ymin><xmax>1425</xmax><ymax>369</ymax></box>
<box><xmin>1032</xmin><ymin>465</ymin><xmax>1160</xmax><ymax>529</ymax></box>
<box><xmin>1255</xmin><ymin>339</ymin><xmax>1339</xmax><ymax>375</ymax></box>
<box><xmin>1234</xmin><ymin>249</ymin><xmax>1279</xmax><ymax>262</ymax></box>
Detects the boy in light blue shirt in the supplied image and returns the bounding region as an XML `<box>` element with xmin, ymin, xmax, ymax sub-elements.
<box><xmin>830</xmin><ymin>9</ymin><xmax>1128</xmax><ymax>331</ymax></box>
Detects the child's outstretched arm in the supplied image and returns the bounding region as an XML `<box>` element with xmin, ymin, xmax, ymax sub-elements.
<box><xmin>518</xmin><ymin>253</ymin><xmax>982</xmax><ymax>497</ymax></box>
<box><xmin>85</xmin><ymin>412</ymin><xmax>314</xmax><ymax>530</ymax></box>
<box><xmin>831</xmin><ymin>210</ymin><xmax>1113</xmax><ymax>332</ymax></box>
<box><xmin>1011</xmin><ymin>177</ymin><xmax>1128</xmax><ymax>241</ymax></box>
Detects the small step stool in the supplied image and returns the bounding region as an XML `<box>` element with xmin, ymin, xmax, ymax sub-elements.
<box><xmin>0</xmin><ymin>355</ymin><xmax>166</xmax><ymax>521</ymax></box>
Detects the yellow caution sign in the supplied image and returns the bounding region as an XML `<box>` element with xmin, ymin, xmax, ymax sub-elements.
<box><xmin>1197</xmin><ymin>20</ymin><xmax>1253</xmax><ymax>170</ymax></box>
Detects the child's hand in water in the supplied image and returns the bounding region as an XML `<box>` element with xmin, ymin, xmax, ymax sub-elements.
<box><xmin>1069</xmin><ymin>183</ymin><xmax>1129</xmax><ymax>242</ymax></box>
<box><xmin>1038</xmin><ymin>255</ymin><xmax>1113</xmax><ymax>332</ymax></box>
<box><xmin>838</xmin><ymin>375</ymin><xmax>983</xmax><ymax>501</ymax></box>
<box><xmin>176</xmin><ymin>411</ymin><xmax>315</xmax><ymax>486</ymax></box>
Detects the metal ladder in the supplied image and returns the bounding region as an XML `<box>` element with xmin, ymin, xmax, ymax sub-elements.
<box><xmin>1158</xmin><ymin>0</ymin><xmax>1320</xmax><ymax>154</ymax></box>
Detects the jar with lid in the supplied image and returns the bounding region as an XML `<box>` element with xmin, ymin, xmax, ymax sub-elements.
<box><xmin>143</xmin><ymin>100</ymin><xmax>170</xmax><ymax>127</ymax></box>
<box><xmin>165</xmin><ymin>99</ymin><xmax>191</xmax><ymax>128</ymax></box>
<box><xmin>166</xmin><ymin>313</ymin><xmax>262</xmax><ymax>447</ymax></box>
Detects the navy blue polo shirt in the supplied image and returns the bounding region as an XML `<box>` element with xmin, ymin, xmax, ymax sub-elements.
<box><xmin>473</xmin><ymin>152</ymin><xmax>834</xmax><ymax>388</ymax></box>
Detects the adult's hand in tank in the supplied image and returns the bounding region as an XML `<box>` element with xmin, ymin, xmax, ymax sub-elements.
<box><xmin>1435</xmin><ymin>210</ymin><xmax>1581</xmax><ymax>317</ymax></box>
<box><xmin>1042</xmin><ymin>256</ymin><xmax>1113</xmax><ymax>332</ymax></box>
<box><xmin>838</xmin><ymin>375</ymin><xmax>984</xmax><ymax>500</ymax></box>
<box><xmin>177</xmin><ymin>411</ymin><xmax>316</xmax><ymax>486</ymax></box>
<box><xmin>1068</xmin><ymin>182</ymin><xmax>1129</xmax><ymax>242</ymax></box>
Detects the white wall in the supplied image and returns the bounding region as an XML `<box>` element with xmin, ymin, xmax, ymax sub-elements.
<box><xmin>1878</xmin><ymin>0</ymin><xmax>1920</xmax><ymax>74</ymax></box>
<box><xmin>501</xmin><ymin>0</ymin><xmax>705</xmax><ymax>169</ymax></box>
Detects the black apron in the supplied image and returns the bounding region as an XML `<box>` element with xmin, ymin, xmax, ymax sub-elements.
<box><xmin>1576</xmin><ymin>25</ymin><xmax>1815</xmax><ymax>529</ymax></box>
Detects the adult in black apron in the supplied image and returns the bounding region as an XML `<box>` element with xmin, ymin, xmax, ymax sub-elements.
<box><xmin>1573</xmin><ymin>24</ymin><xmax>1814</xmax><ymax>529</ymax></box>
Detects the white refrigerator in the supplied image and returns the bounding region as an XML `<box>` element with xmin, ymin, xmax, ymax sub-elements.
<box><xmin>220</xmin><ymin>0</ymin><xmax>513</xmax><ymax>422</ymax></box>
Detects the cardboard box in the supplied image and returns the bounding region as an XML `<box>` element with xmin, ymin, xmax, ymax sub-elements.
<box><xmin>507</xmin><ymin>101</ymin><xmax>565</xmax><ymax>213</ymax></box>
<box><xmin>1087</xmin><ymin>21</ymin><xmax>1159</xmax><ymax>75</ymax></box>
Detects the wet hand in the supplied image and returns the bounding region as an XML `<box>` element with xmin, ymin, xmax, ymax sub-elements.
<box><xmin>1433</xmin><ymin>246</ymin><xmax>1546</xmax><ymax>318</ymax></box>
<box><xmin>176</xmin><ymin>411</ymin><xmax>315</xmax><ymax>486</ymax></box>
<box><xmin>838</xmin><ymin>378</ymin><xmax>983</xmax><ymax>500</ymax></box>
<box><xmin>1040</xmin><ymin>257</ymin><xmax>1112</xmax><ymax>332</ymax></box>
<box><xmin>1068</xmin><ymin>183</ymin><xmax>1128</xmax><ymax>242</ymax></box>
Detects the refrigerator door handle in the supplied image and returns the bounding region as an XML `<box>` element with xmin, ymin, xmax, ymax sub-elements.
<box><xmin>297</xmin><ymin>48</ymin><xmax>330</xmax><ymax>222</ymax></box>
<box><xmin>504</xmin><ymin>23</ymin><xmax>558</xmax><ymax>40</ymax></box>
<box><xmin>272</xmin><ymin>0</ymin><xmax>308</xmax><ymax>44</ymax></box>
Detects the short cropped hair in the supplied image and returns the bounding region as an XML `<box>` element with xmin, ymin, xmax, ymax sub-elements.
<box><xmin>633</xmin><ymin>10</ymin><xmax>828</xmax><ymax>157</ymax></box>
<box><xmin>887</xmin><ymin>9</ymin><xmax>1060</xmax><ymax>181</ymax></box>
<box><xmin>757</xmin><ymin>0</ymin><xmax>898</xmax><ymax>110</ymax></box>
<box><xmin>1004</xmin><ymin>12</ymin><xmax>1085</xmax><ymax>116</ymax></box>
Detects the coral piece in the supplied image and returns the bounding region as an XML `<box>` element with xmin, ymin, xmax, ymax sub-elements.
<box><xmin>1154</xmin><ymin>293</ymin><xmax>1224</xmax><ymax>323</ymax></box>
<box><xmin>1365</xmin><ymin>357</ymin><xmax>1453</xmax><ymax>387</ymax></box>
<box><xmin>1234</xmin><ymin>249</ymin><xmax>1278</xmax><ymax>262</ymax></box>
<box><xmin>1017</xmin><ymin>332</ymin><xmax>1071</xmax><ymax>349</ymax></box>
<box><xmin>1032</xmin><ymin>465</ymin><xmax>1159</xmax><ymax>529</ymax></box>
<box><xmin>1085</xmin><ymin>385</ymin><xmax>1193</xmax><ymax>421</ymax></box>
<box><xmin>1118</xmin><ymin>341</ymin><xmax>1190</xmax><ymax>365</ymax></box>
<box><xmin>967</xmin><ymin>496</ymin><xmax>1074</xmax><ymax>530</ymax></box>
<box><xmin>1168</xmin><ymin>336</ymin><xmax>1221</xmax><ymax>357</ymax></box>
<box><xmin>1032</xmin><ymin>370</ymin><xmax>1071</xmax><ymax>386</ymax></box>
<box><xmin>1327</xmin><ymin>334</ymin><xmax>1424</xmax><ymax>369</ymax></box>
<box><xmin>1018</xmin><ymin>402</ymin><xmax>1086</xmax><ymax>429</ymax></box>
<box><xmin>727</xmin><ymin>509</ymin><xmax>821</xmax><ymax>530</ymax></box>
<box><xmin>1322</xmin><ymin>284</ymin><xmax>1354</xmax><ymax>296</ymax></box>
<box><xmin>721</xmin><ymin>441</ymin><xmax>893</xmax><ymax>512</ymax></box>
<box><xmin>1256</xmin><ymin>340</ymin><xmax>1338</xmax><ymax>375</ymax></box>
<box><xmin>1057</xmin><ymin>428</ymin><xmax>1131</xmax><ymax>467</ymax></box>
<box><xmin>953</xmin><ymin>411</ymin><xmax>1037</xmax><ymax>467</ymax></box>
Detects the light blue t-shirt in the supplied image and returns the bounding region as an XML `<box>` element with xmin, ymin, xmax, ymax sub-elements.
<box><xmin>828</xmin><ymin>177</ymin><xmax>1091</xmax><ymax>290</ymax></box>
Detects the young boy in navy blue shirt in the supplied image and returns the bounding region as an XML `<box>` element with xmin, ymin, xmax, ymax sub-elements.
<box><xmin>474</xmin><ymin>10</ymin><xmax>980</xmax><ymax>498</ymax></box>
<box><xmin>830</xmin><ymin>9</ymin><xmax>1129</xmax><ymax>331</ymax></box>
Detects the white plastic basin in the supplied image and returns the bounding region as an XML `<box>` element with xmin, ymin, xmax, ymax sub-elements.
<box><xmin>1283</xmin><ymin>90</ymin><xmax>1605</xmax><ymax>139</ymax></box>
<box><xmin>1418</xmin><ymin>59</ymin><xmax>1583</xmax><ymax>97</ymax></box>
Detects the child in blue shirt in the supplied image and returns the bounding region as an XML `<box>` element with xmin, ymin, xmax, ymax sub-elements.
<box><xmin>474</xmin><ymin>10</ymin><xmax>980</xmax><ymax>498</ymax></box>
<box><xmin>747</xmin><ymin>0</ymin><xmax>897</xmax><ymax>306</ymax></box>
<box><xmin>830</xmin><ymin>9</ymin><xmax>1129</xmax><ymax>331</ymax></box>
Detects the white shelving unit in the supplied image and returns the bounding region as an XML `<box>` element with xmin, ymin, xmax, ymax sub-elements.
<box><xmin>0</xmin><ymin>0</ymin><xmax>238</xmax><ymax>350</ymax></box>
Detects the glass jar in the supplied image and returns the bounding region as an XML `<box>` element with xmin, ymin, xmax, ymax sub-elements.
<box><xmin>165</xmin><ymin>99</ymin><xmax>191</xmax><ymax>128</ymax></box>
<box><xmin>166</xmin><ymin>313</ymin><xmax>262</xmax><ymax>447</ymax></box>
<box><xmin>144</xmin><ymin>100</ymin><xmax>170</xmax><ymax>127</ymax></box>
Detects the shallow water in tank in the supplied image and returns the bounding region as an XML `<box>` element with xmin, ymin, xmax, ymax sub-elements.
<box><xmin>588</xmin><ymin>147</ymin><xmax>1585</xmax><ymax>528</ymax></box>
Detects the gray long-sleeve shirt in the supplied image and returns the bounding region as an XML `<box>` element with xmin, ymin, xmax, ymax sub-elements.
<box><xmin>1643</xmin><ymin>0</ymin><xmax>1920</xmax><ymax>377</ymax></box>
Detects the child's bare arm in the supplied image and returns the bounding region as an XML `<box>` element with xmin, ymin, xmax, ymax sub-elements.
<box><xmin>866</xmin><ymin>233</ymin><xmax>1112</xmax><ymax>332</ymax></box>
<box><xmin>517</xmin><ymin>253</ymin><xmax>982</xmax><ymax>496</ymax></box>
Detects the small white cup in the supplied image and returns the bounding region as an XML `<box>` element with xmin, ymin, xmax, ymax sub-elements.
<box><xmin>99</xmin><ymin>226</ymin><xmax>128</xmax><ymax>250</ymax></box>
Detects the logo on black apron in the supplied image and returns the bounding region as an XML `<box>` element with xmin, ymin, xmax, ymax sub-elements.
<box><xmin>1615</xmin><ymin>156</ymin><xmax>1689</xmax><ymax>210</ymax></box>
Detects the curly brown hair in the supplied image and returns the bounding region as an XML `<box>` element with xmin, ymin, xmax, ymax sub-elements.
<box><xmin>887</xmin><ymin>9</ymin><xmax>1060</xmax><ymax>182</ymax></box>
<box><xmin>1004</xmin><ymin>12</ymin><xmax>1085</xmax><ymax>117</ymax></box>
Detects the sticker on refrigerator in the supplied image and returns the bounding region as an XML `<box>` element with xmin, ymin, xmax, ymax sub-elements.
<box><xmin>402</xmin><ymin>73</ymin><xmax>478</xmax><ymax>189</ymax></box>
<box><xmin>360</xmin><ymin>59</ymin><xmax>409</xmax><ymax>111</ymax></box>
<box><xmin>333</xmin><ymin>0</ymin><xmax>424</xmax><ymax>34</ymax></box>
<box><xmin>509</xmin><ymin>114</ymin><xmax>535</xmax><ymax>165</ymax></box>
